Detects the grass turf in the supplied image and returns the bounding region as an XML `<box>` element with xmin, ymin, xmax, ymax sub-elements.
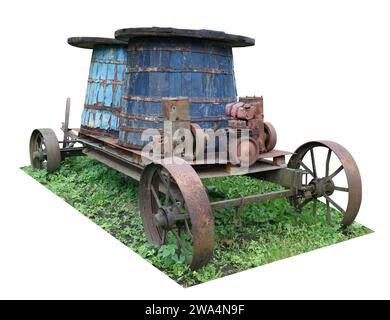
<box><xmin>23</xmin><ymin>157</ymin><xmax>372</xmax><ymax>287</ymax></box>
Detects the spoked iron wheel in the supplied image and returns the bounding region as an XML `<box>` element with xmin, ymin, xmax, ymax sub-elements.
<box><xmin>29</xmin><ymin>128</ymin><xmax>61</xmax><ymax>173</ymax></box>
<box><xmin>139</xmin><ymin>158</ymin><xmax>214</xmax><ymax>269</ymax></box>
<box><xmin>288</xmin><ymin>140</ymin><xmax>362</xmax><ymax>226</ymax></box>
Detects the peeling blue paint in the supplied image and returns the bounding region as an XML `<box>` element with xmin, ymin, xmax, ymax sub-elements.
<box><xmin>81</xmin><ymin>45</ymin><xmax>127</xmax><ymax>133</ymax></box>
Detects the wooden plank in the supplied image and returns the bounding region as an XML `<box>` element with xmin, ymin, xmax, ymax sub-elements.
<box><xmin>114</xmin><ymin>27</ymin><xmax>255</xmax><ymax>47</ymax></box>
<box><xmin>196</xmin><ymin>161</ymin><xmax>283</xmax><ymax>179</ymax></box>
<box><xmin>67</xmin><ymin>37</ymin><xmax>127</xmax><ymax>49</ymax></box>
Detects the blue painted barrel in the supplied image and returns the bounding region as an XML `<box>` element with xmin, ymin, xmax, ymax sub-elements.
<box><xmin>68</xmin><ymin>37</ymin><xmax>127</xmax><ymax>137</ymax></box>
<box><xmin>114</xmin><ymin>28</ymin><xmax>255</xmax><ymax>149</ymax></box>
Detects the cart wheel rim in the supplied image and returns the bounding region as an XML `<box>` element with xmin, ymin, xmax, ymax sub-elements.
<box><xmin>139</xmin><ymin>157</ymin><xmax>214</xmax><ymax>269</ymax></box>
<box><xmin>288</xmin><ymin>140</ymin><xmax>362</xmax><ymax>226</ymax></box>
<box><xmin>29</xmin><ymin>128</ymin><xmax>61</xmax><ymax>173</ymax></box>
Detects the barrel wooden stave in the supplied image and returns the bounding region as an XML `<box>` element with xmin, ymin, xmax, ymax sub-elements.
<box><xmin>119</xmin><ymin>38</ymin><xmax>237</xmax><ymax>148</ymax></box>
<box><xmin>81</xmin><ymin>46</ymin><xmax>127</xmax><ymax>135</ymax></box>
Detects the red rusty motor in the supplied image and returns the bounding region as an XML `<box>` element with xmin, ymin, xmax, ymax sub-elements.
<box><xmin>226</xmin><ymin>96</ymin><xmax>277</xmax><ymax>157</ymax></box>
<box><xmin>225</xmin><ymin>102</ymin><xmax>264</xmax><ymax>121</ymax></box>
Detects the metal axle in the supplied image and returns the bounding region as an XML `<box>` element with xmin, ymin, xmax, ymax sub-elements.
<box><xmin>210</xmin><ymin>189</ymin><xmax>294</xmax><ymax>210</ymax></box>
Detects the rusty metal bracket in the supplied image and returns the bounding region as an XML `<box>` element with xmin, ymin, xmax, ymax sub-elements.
<box><xmin>60</xmin><ymin>147</ymin><xmax>85</xmax><ymax>160</ymax></box>
<box><xmin>250</xmin><ymin>167</ymin><xmax>304</xmax><ymax>194</ymax></box>
<box><xmin>162</xmin><ymin>97</ymin><xmax>191</xmax><ymax>158</ymax></box>
<box><xmin>162</xmin><ymin>97</ymin><xmax>190</xmax><ymax>123</ymax></box>
<box><xmin>62</xmin><ymin>97</ymin><xmax>71</xmax><ymax>148</ymax></box>
<box><xmin>61</xmin><ymin>97</ymin><xmax>78</xmax><ymax>147</ymax></box>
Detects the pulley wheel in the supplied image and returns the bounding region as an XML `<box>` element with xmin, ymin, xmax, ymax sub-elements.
<box><xmin>29</xmin><ymin>128</ymin><xmax>61</xmax><ymax>173</ymax></box>
<box><xmin>264</xmin><ymin>122</ymin><xmax>277</xmax><ymax>151</ymax></box>
<box><xmin>236</xmin><ymin>136</ymin><xmax>259</xmax><ymax>166</ymax></box>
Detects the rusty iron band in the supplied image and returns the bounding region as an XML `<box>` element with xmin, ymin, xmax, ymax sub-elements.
<box><xmin>119</xmin><ymin>125</ymin><xmax>163</xmax><ymax>133</ymax></box>
<box><xmin>126</xmin><ymin>46</ymin><xmax>232</xmax><ymax>58</ymax></box>
<box><xmin>87</xmin><ymin>79</ymin><xmax>124</xmax><ymax>85</ymax></box>
<box><xmin>119</xmin><ymin>113</ymin><xmax>230</xmax><ymax>122</ymax></box>
<box><xmin>120</xmin><ymin>113</ymin><xmax>161</xmax><ymax>122</ymax></box>
<box><xmin>84</xmin><ymin>105</ymin><xmax>121</xmax><ymax>114</ymax></box>
<box><xmin>126</xmin><ymin>67</ymin><xmax>232</xmax><ymax>75</ymax></box>
<box><xmin>80</xmin><ymin>126</ymin><xmax>119</xmax><ymax>138</ymax></box>
<box><xmin>191</xmin><ymin>118</ymin><xmax>229</xmax><ymax>122</ymax></box>
<box><xmin>122</xmin><ymin>95</ymin><xmax>235</xmax><ymax>104</ymax></box>
<box><xmin>91</xmin><ymin>59</ymin><xmax>127</xmax><ymax>65</ymax></box>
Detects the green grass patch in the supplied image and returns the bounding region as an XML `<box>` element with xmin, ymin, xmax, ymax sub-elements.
<box><xmin>22</xmin><ymin>157</ymin><xmax>372</xmax><ymax>287</ymax></box>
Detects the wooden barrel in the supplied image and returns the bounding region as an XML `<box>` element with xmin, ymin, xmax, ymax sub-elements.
<box><xmin>68</xmin><ymin>37</ymin><xmax>127</xmax><ymax>137</ymax></box>
<box><xmin>115</xmin><ymin>28</ymin><xmax>255</xmax><ymax>149</ymax></box>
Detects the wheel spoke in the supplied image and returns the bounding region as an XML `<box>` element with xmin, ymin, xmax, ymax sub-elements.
<box><xmin>297</xmin><ymin>160</ymin><xmax>315</xmax><ymax>177</ymax></box>
<box><xmin>334</xmin><ymin>186</ymin><xmax>349</xmax><ymax>192</ymax></box>
<box><xmin>298</xmin><ymin>198</ymin><xmax>312</xmax><ymax>210</ymax></box>
<box><xmin>171</xmin><ymin>228</ymin><xmax>191</xmax><ymax>262</ymax></box>
<box><xmin>323</xmin><ymin>195</ymin><xmax>345</xmax><ymax>214</ymax></box>
<box><xmin>156</xmin><ymin>168</ymin><xmax>169</xmax><ymax>188</ymax></box>
<box><xmin>165</xmin><ymin>174</ymin><xmax>171</xmax><ymax>206</ymax></box>
<box><xmin>184</xmin><ymin>219</ymin><xmax>193</xmax><ymax>241</ymax></box>
<box><xmin>329</xmin><ymin>165</ymin><xmax>343</xmax><ymax>179</ymax></box>
<box><xmin>36</xmin><ymin>135</ymin><xmax>42</xmax><ymax>147</ymax></box>
<box><xmin>181</xmin><ymin>204</ymin><xmax>193</xmax><ymax>241</ymax></box>
<box><xmin>326</xmin><ymin>199</ymin><xmax>331</xmax><ymax>224</ymax></box>
<box><xmin>154</xmin><ymin>220</ymin><xmax>164</xmax><ymax>242</ymax></box>
<box><xmin>32</xmin><ymin>151</ymin><xmax>41</xmax><ymax>160</ymax></box>
<box><xmin>312</xmin><ymin>198</ymin><xmax>317</xmax><ymax>216</ymax></box>
<box><xmin>35</xmin><ymin>140</ymin><xmax>42</xmax><ymax>152</ymax></box>
<box><xmin>150</xmin><ymin>185</ymin><xmax>162</xmax><ymax>207</ymax></box>
<box><xmin>156</xmin><ymin>169</ymin><xmax>176</xmax><ymax>204</ymax></box>
<box><xmin>325</xmin><ymin>149</ymin><xmax>332</xmax><ymax>177</ymax></box>
<box><xmin>32</xmin><ymin>157</ymin><xmax>41</xmax><ymax>169</ymax></box>
<box><xmin>156</xmin><ymin>221</ymin><xmax>167</xmax><ymax>243</ymax></box>
<box><xmin>176</xmin><ymin>228</ymin><xmax>182</xmax><ymax>255</ymax></box>
<box><xmin>310</xmin><ymin>148</ymin><xmax>317</xmax><ymax>178</ymax></box>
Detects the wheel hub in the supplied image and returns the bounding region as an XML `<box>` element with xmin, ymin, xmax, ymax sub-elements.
<box><xmin>32</xmin><ymin>150</ymin><xmax>45</xmax><ymax>161</ymax></box>
<box><xmin>310</xmin><ymin>177</ymin><xmax>335</xmax><ymax>197</ymax></box>
<box><xmin>153</xmin><ymin>206</ymin><xmax>177</xmax><ymax>230</ymax></box>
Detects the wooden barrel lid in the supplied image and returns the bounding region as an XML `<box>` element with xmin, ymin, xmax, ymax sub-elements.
<box><xmin>114</xmin><ymin>27</ymin><xmax>255</xmax><ymax>47</ymax></box>
<box><xmin>67</xmin><ymin>37</ymin><xmax>127</xmax><ymax>49</ymax></box>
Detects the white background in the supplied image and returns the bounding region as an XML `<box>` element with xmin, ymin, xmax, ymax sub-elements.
<box><xmin>0</xmin><ymin>0</ymin><xmax>389</xmax><ymax>299</ymax></box>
